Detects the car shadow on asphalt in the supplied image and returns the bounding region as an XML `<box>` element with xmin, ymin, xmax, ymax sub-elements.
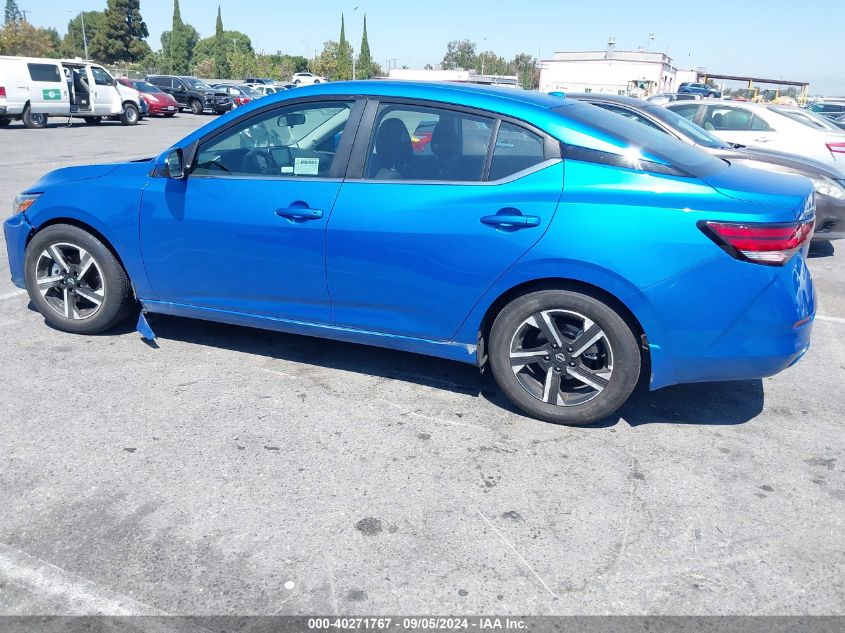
<box><xmin>809</xmin><ymin>240</ymin><xmax>835</xmax><ymax>258</ymax></box>
<box><xmin>137</xmin><ymin>314</ymin><xmax>764</xmax><ymax>429</ymax></box>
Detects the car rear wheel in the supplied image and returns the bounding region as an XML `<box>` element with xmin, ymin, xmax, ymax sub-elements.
<box><xmin>24</xmin><ymin>225</ymin><xmax>135</xmax><ymax>335</ymax></box>
<box><xmin>489</xmin><ymin>290</ymin><xmax>640</xmax><ymax>425</ymax></box>
<box><xmin>120</xmin><ymin>104</ymin><xmax>139</xmax><ymax>126</ymax></box>
<box><xmin>22</xmin><ymin>106</ymin><xmax>47</xmax><ymax>129</ymax></box>
<box><xmin>189</xmin><ymin>99</ymin><xmax>203</xmax><ymax>115</ymax></box>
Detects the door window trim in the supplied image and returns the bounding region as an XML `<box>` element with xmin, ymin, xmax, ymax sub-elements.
<box><xmin>187</xmin><ymin>96</ymin><xmax>366</xmax><ymax>182</ymax></box>
<box><xmin>345</xmin><ymin>96</ymin><xmax>561</xmax><ymax>185</ymax></box>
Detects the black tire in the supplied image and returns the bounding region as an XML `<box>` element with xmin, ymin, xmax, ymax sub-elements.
<box><xmin>85</xmin><ymin>117</ymin><xmax>103</xmax><ymax>125</ymax></box>
<box><xmin>22</xmin><ymin>106</ymin><xmax>47</xmax><ymax>129</ymax></box>
<box><xmin>489</xmin><ymin>290</ymin><xmax>641</xmax><ymax>425</ymax></box>
<box><xmin>189</xmin><ymin>99</ymin><xmax>203</xmax><ymax>115</ymax></box>
<box><xmin>293</xmin><ymin>79</ymin><xmax>301</xmax><ymax>85</ymax></box>
<box><xmin>0</xmin><ymin>117</ymin><xmax>11</xmax><ymax>127</ymax></box>
<box><xmin>120</xmin><ymin>103</ymin><xmax>139</xmax><ymax>126</ymax></box>
<box><xmin>24</xmin><ymin>224</ymin><xmax>135</xmax><ymax>335</ymax></box>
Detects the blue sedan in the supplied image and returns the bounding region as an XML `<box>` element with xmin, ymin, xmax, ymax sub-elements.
<box><xmin>3</xmin><ymin>81</ymin><xmax>816</xmax><ymax>424</ymax></box>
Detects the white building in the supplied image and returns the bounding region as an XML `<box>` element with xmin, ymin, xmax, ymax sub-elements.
<box><xmin>387</xmin><ymin>68</ymin><xmax>520</xmax><ymax>88</ymax></box>
<box><xmin>540</xmin><ymin>48</ymin><xmax>695</xmax><ymax>97</ymax></box>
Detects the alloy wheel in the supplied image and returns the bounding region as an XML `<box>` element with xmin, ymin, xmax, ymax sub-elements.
<box><xmin>509</xmin><ymin>309</ymin><xmax>613</xmax><ymax>407</ymax></box>
<box><xmin>35</xmin><ymin>243</ymin><xmax>105</xmax><ymax>320</ymax></box>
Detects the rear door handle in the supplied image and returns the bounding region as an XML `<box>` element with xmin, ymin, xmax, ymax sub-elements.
<box><xmin>480</xmin><ymin>213</ymin><xmax>541</xmax><ymax>229</ymax></box>
<box><xmin>276</xmin><ymin>207</ymin><xmax>323</xmax><ymax>221</ymax></box>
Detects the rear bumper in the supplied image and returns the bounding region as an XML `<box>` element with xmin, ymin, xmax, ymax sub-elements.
<box><xmin>3</xmin><ymin>213</ymin><xmax>32</xmax><ymax>289</ymax></box>
<box><xmin>647</xmin><ymin>252</ymin><xmax>815</xmax><ymax>389</ymax></box>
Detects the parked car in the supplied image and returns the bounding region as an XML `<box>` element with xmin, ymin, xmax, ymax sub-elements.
<box><xmin>3</xmin><ymin>82</ymin><xmax>816</xmax><ymax>425</ymax></box>
<box><xmin>831</xmin><ymin>113</ymin><xmax>845</xmax><ymax>131</ymax></box>
<box><xmin>292</xmin><ymin>72</ymin><xmax>326</xmax><ymax>85</ymax></box>
<box><xmin>570</xmin><ymin>93</ymin><xmax>845</xmax><ymax>241</ymax></box>
<box><xmin>146</xmin><ymin>75</ymin><xmax>231</xmax><ymax>114</ymax></box>
<box><xmin>0</xmin><ymin>55</ymin><xmax>142</xmax><ymax>128</ymax></box>
<box><xmin>646</xmin><ymin>93</ymin><xmax>701</xmax><ymax>106</ymax></box>
<box><xmin>678</xmin><ymin>82</ymin><xmax>722</xmax><ymax>99</ymax></box>
<box><xmin>210</xmin><ymin>83</ymin><xmax>257</xmax><ymax>108</ymax></box>
<box><xmin>246</xmin><ymin>84</ymin><xmax>280</xmax><ymax>98</ymax></box>
<box><xmin>244</xmin><ymin>77</ymin><xmax>275</xmax><ymax>85</ymax></box>
<box><xmin>666</xmin><ymin>100</ymin><xmax>845</xmax><ymax>168</ymax></box>
<box><xmin>805</xmin><ymin>100</ymin><xmax>845</xmax><ymax>119</ymax></box>
<box><xmin>117</xmin><ymin>78</ymin><xmax>178</xmax><ymax>117</ymax></box>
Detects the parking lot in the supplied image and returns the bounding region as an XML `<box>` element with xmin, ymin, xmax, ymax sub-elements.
<box><xmin>0</xmin><ymin>115</ymin><xmax>843</xmax><ymax>617</ymax></box>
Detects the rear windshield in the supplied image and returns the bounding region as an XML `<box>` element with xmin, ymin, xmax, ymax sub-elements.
<box><xmin>552</xmin><ymin>101</ymin><xmax>726</xmax><ymax>178</ymax></box>
<box><xmin>769</xmin><ymin>106</ymin><xmax>840</xmax><ymax>131</ymax></box>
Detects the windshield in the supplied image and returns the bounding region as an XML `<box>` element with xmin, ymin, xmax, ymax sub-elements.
<box><xmin>552</xmin><ymin>101</ymin><xmax>726</xmax><ymax>178</ymax></box>
<box><xmin>184</xmin><ymin>78</ymin><xmax>212</xmax><ymax>91</ymax></box>
<box><xmin>644</xmin><ymin>105</ymin><xmax>730</xmax><ymax>149</ymax></box>
<box><xmin>133</xmin><ymin>81</ymin><xmax>163</xmax><ymax>94</ymax></box>
<box><xmin>769</xmin><ymin>106</ymin><xmax>841</xmax><ymax>131</ymax></box>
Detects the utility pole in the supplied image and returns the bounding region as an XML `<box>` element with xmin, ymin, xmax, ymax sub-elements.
<box><xmin>81</xmin><ymin>12</ymin><xmax>89</xmax><ymax>59</ymax></box>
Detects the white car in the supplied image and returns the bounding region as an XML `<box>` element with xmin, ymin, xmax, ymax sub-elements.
<box><xmin>0</xmin><ymin>55</ymin><xmax>142</xmax><ymax>128</ymax></box>
<box><xmin>246</xmin><ymin>84</ymin><xmax>280</xmax><ymax>97</ymax></box>
<box><xmin>667</xmin><ymin>100</ymin><xmax>845</xmax><ymax>170</ymax></box>
<box><xmin>291</xmin><ymin>72</ymin><xmax>326</xmax><ymax>86</ymax></box>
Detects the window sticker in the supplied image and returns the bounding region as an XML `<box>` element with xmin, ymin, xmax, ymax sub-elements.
<box><xmin>281</xmin><ymin>166</ymin><xmax>294</xmax><ymax>174</ymax></box>
<box><xmin>294</xmin><ymin>157</ymin><xmax>319</xmax><ymax>176</ymax></box>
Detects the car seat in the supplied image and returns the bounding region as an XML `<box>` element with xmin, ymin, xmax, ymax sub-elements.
<box><xmin>370</xmin><ymin>118</ymin><xmax>412</xmax><ymax>179</ymax></box>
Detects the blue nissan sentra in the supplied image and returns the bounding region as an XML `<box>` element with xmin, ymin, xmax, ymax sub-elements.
<box><xmin>3</xmin><ymin>82</ymin><xmax>816</xmax><ymax>425</ymax></box>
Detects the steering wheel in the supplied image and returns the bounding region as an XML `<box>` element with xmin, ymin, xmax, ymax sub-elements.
<box><xmin>243</xmin><ymin>149</ymin><xmax>278</xmax><ymax>175</ymax></box>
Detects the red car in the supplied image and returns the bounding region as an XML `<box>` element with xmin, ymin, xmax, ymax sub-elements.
<box><xmin>116</xmin><ymin>78</ymin><xmax>179</xmax><ymax>117</ymax></box>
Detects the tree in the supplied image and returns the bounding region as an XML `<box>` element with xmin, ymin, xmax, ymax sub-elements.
<box><xmin>475</xmin><ymin>51</ymin><xmax>508</xmax><ymax>75</ymax></box>
<box><xmin>356</xmin><ymin>14</ymin><xmax>373</xmax><ymax>79</ymax></box>
<box><xmin>89</xmin><ymin>0</ymin><xmax>150</xmax><ymax>64</ymax></box>
<box><xmin>193</xmin><ymin>30</ymin><xmax>252</xmax><ymax>64</ymax></box>
<box><xmin>167</xmin><ymin>0</ymin><xmax>194</xmax><ymax>74</ymax></box>
<box><xmin>212</xmin><ymin>6</ymin><xmax>229</xmax><ymax>79</ymax></box>
<box><xmin>336</xmin><ymin>14</ymin><xmax>353</xmax><ymax>80</ymax></box>
<box><xmin>311</xmin><ymin>40</ymin><xmax>339</xmax><ymax>80</ymax></box>
<box><xmin>61</xmin><ymin>11</ymin><xmax>105</xmax><ymax>58</ymax></box>
<box><xmin>512</xmin><ymin>53</ymin><xmax>537</xmax><ymax>89</ymax></box>
<box><xmin>0</xmin><ymin>21</ymin><xmax>60</xmax><ymax>56</ymax></box>
<box><xmin>442</xmin><ymin>39</ymin><xmax>476</xmax><ymax>71</ymax></box>
<box><xmin>4</xmin><ymin>0</ymin><xmax>22</xmax><ymax>24</ymax></box>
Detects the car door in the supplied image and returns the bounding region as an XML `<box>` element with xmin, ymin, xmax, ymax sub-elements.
<box><xmin>325</xmin><ymin>100</ymin><xmax>563</xmax><ymax>341</ymax></box>
<box><xmin>140</xmin><ymin>98</ymin><xmax>362</xmax><ymax>323</ymax></box>
<box><xmin>170</xmin><ymin>78</ymin><xmax>189</xmax><ymax>107</ymax></box>
<box><xmin>89</xmin><ymin>65</ymin><xmax>118</xmax><ymax>115</ymax></box>
<box><xmin>25</xmin><ymin>62</ymin><xmax>67</xmax><ymax>115</ymax></box>
<box><xmin>701</xmin><ymin>104</ymin><xmax>777</xmax><ymax>148</ymax></box>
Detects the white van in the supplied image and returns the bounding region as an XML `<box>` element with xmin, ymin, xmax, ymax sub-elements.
<box><xmin>0</xmin><ymin>56</ymin><xmax>142</xmax><ymax>128</ymax></box>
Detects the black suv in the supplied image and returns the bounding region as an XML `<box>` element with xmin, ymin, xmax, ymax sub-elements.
<box><xmin>146</xmin><ymin>75</ymin><xmax>232</xmax><ymax>115</ymax></box>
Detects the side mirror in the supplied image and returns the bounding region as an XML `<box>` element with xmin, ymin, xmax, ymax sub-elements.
<box><xmin>165</xmin><ymin>149</ymin><xmax>185</xmax><ymax>179</ymax></box>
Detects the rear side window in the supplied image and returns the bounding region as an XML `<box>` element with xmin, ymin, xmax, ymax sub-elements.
<box><xmin>553</xmin><ymin>100</ymin><xmax>726</xmax><ymax>178</ymax></box>
<box><xmin>28</xmin><ymin>63</ymin><xmax>61</xmax><ymax>83</ymax></box>
<box><xmin>703</xmin><ymin>105</ymin><xmax>772</xmax><ymax>131</ymax></box>
<box><xmin>364</xmin><ymin>104</ymin><xmax>494</xmax><ymax>182</ymax></box>
<box><xmin>488</xmin><ymin>122</ymin><xmax>546</xmax><ymax>181</ymax></box>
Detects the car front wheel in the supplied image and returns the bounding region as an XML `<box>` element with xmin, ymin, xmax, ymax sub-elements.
<box><xmin>120</xmin><ymin>104</ymin><xmax>139</xmax><ymax>126</ymax></box>
<box><xmin>189</xmin><ymin>99</ymin><xmax>203</xmax><ymax>115</ymax></box>
<box><xmin>24</xmin><ymin>224</ymin><xmax>135</xmax><ymax>334</ymax></box>
<box><xmin>489</xmin><ymin>290</ymin><xmax>641</xmax><ymax>425</ymax></box>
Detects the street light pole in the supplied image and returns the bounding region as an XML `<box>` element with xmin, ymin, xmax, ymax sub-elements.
<box><xmin>81</xmin><ymin>12</ymin><xmax>89</xmax><ymax>59</ymax></box>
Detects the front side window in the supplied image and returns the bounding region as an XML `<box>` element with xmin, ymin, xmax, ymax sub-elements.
<box><xmin>596</xmin><ymin>104</ymin><xmax>665</xmax><ymax>132</ymax></box>
<box><xmin>364</xmin><ymin>104</ymin><xmax>494</xmax><ymax>182</ymax></box>
<box><xmin>193</xmin><ymin>100</ymin><xmax>353</xmax><ymax>178</ymax></box>
<box><xmin>488</xmin><ymin>122</ymin><xmax>546</xmax><ymax>181</ymax></box>
<box><xmin>90</xmin><ymin>67</ymin><xmax>112</xmax><ymax>86</ymax></box>
<box><xmin>28</xmin><ymin>63</ymin><xmax>61</xmax><ymax>83</ymax></box>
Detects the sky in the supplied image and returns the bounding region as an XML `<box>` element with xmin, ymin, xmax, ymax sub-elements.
<box><xmin>23</xmin><ymin>0</ymin><xmax>845</xmax><ymax>95</ymax></box>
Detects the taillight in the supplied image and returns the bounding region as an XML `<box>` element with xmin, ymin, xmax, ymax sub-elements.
<box><xmin>827</xmin><ymin>142</ymin><xmax>845</xmax><ymax>154</ymax></box>
<box><xmin>699</xmin><ymin>219</ymin><xmax>815</xmax><ymax>266</ymax></box>
<box><xmin>0</xmin><ymin>86</ymin><xmax>6</xmax><ymax>98</ymax></box>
